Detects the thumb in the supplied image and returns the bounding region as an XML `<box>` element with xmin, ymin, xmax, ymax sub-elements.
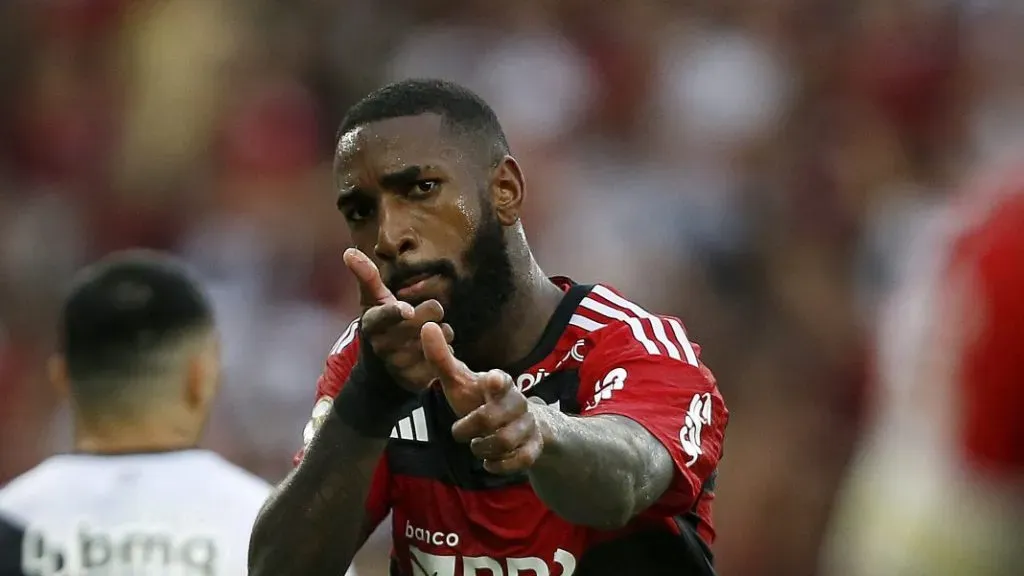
<box><xmin>421</xmin><ymin>322</ymin><xmax>474</xmax><ymax>387</ymax></box>
<box><xmin>479</xmin><ymin>369</ymin><xmax>514</xmax><ymax>403</ymax></box>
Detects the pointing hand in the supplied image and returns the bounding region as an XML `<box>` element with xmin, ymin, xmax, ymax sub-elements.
<box><xmin>421</xmin><ymin>322</ymin><xmax>543</xmax><ymax>474</ymax></box>
<box><xmin>344</xmin><ymin>248</ymin><xmax>454</xmax><ymax>391</ymax></box>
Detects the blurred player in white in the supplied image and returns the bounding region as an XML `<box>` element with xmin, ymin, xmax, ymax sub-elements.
<box><xmin>824</xmin><ymin>159</ymin><xmax>1024</xmax><ymax>575</ymax></box>
<box><xmin>0</xmin><ymin>250</ymin><xmax>272</xmax><ymax>575</ymax></box>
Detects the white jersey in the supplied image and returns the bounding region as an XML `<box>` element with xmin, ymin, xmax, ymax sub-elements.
<box><xmin>0</xmin><ymin>450</ymin><xmax>271</xmax><ymax>576</ymax></box>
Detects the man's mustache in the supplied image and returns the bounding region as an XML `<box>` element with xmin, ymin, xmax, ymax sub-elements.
<box><xmin>385</xmin><ymin>260</ymin><xmax>457</xmax><ymax>293</ymax></box>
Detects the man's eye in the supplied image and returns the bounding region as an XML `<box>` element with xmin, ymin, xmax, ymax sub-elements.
<box><xmin>345</xmin><ymin>204</ymin><xmax>374</xmax><ymax>223</ymax></box>
<box><xmin>411</xmin><ymin>180</ymin><xmax>440</xmax><ymax>196</ymax></box>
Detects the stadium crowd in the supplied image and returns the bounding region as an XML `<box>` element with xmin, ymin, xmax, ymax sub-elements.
<box><xmin>1</xmin><ymin>0</ymin><xmax>1020</xmax><ymax>574</ymax></box>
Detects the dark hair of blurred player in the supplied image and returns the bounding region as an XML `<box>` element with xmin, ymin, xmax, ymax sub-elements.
<box><xmin>51</xmin><ymin>250</ymin><xmax>220</xmax><ymax>454</ymax></box>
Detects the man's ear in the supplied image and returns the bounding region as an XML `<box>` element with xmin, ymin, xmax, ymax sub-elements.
<box><xmin>184</xmin><ymin>333</ymin><xmax>221</xmax><ymax>410</ymax></box>
<box><xmin>490</xmin><ymin>155</ymin><xmax>526</xmax><ymax>226</ymax></box>
<box><xmin>184</xmin><ymin>354</ymin><xmax>204</xmax><ymax>410</ymax></box>
<box><xmin>48</xmin><ymin>354</ymin><xmax>70</xmax><ymax>400</ymax></box>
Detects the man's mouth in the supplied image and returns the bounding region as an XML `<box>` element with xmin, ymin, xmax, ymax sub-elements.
<box><xmin>395</xmin><ymin>273</ymin><xmax>440</xmax><ymax>300</ymax></box>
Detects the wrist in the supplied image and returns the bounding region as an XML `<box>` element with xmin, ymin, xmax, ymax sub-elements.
<box><xmin>530</xmin><ymin>403</ymin><xmax>567</xmax><ymax>467</ymax></box>
<box><xmin>333</xmin><ymin>348</ymin><xmax>415</xmax><ymax>437</ymax></box>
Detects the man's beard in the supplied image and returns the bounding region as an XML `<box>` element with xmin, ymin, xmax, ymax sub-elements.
<box><xmin>385</xmin><ymin>211</ymin><xmax>516</xmax><ymax>366</ymax></box>
<box><xmin>445</xmin><ymin>211</ymin><xmax>515</xmax><ymax>363</ymax></box>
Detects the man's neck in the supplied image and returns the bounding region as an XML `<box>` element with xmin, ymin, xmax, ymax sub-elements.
<box><xmin>465</xmin><ymin>260</ymin><xmax>565</xmax><ymax>371</ymax></box>
<box><xmin>74</xmin><ymin>420</ymin><xmax>198</xmax><ymax>455</ymax></box>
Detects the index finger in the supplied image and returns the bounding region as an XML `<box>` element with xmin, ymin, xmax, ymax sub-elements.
<box><xmin>343</xmin><ymin>248</ymin><xmax>393</xmax><ymax>306</ymax></box>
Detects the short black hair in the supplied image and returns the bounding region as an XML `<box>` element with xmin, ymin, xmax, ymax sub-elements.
<box><xmin>337</xmin><ymin>78</ymin><xmax>510</xmax><ymax>164</ymax></box>
<box><xmin>59</xmin><ymin>250</ymin><xmax>214</xmax><ymax>403</ymax></box>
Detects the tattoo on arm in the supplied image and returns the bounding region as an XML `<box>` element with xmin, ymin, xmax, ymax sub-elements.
<box><xmin>528</xmin><ymin>410</ymin><xmax>675</xmax><ymax>529</ymax></box>
<box><xmin>248</xmin><ymin>410</ymin><xmax>387</xmax><ymax>576</ymax></box>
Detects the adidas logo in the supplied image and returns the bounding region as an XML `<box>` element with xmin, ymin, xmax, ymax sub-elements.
<box><xmin>388</xmin><ymin>399</ymin><xmax>561</xmax><ymax>443</ymax></box>
<box><xmin>390</xmin><ymin>407</ymin><xmax>429</xmax><ymax>442</ymax></box>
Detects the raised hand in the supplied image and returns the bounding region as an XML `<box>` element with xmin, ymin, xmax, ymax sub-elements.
<box><xmin>421</xmin><ymin>322</ymin><xmax>544</xmax><ymax>474</ymax></box>
<box><xmin>344</xmin><ymin>248</ymin><xmax>454</xmax><ymax>391</ymax></box>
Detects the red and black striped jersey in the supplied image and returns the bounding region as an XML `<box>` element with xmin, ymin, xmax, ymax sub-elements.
<box><xmin>297</xmin><ymin>278</ymin><xmax>727</xmax><ymax>576</ymax></box>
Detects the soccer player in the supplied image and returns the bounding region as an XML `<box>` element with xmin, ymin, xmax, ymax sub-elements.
<box><xmin>0</xmin><ymin>250</ymin><xmax>272</xmax><ymax>576</ymax></box>
<box><xmin>823</xmin><ymin>159</ymin><xmax>1024</xmax><ymax>575</ymax></box>
<box><xmin>248</xmin><ymin>79</ymin><xmax>728</xmax><ymax>576</ymax></box>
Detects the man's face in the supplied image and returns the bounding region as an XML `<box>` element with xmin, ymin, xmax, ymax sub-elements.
<box><xmin>334</xmin><ymin>114</ymin><xmax>515</xmax><ymax>348</ymax></box>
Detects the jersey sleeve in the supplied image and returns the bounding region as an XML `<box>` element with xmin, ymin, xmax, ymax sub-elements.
<box><xmin>293</xmin><ymin>320</ymin><xmax>392</xmax><ymax>529</ymax></box>
<box><xmin>577</xmin><ymin>318</ymin><xmax>727</xmax><ymax>518</ymax></box>
<box><xmin>949</xmin><ymin>195</ymin><xmax>1024</xmax><ymax>476</ymax></box>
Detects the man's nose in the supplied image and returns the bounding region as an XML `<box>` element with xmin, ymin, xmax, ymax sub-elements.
<box><xmin>373</xmin><ymin>197</ymin><xmax>418</xmax><ymax>262</ymax></box>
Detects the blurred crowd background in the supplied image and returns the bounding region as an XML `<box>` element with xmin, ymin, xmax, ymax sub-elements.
<box><xmin>0</xmin><ymin>0</ymin><xmax>1021</xmax><ymax>574</ymax></box>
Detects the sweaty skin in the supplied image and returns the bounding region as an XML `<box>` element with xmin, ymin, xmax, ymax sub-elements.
<box><xmin>531</xmin><ymin>411</ymin><xmax>676</xmax><ymax>529</ymax></box>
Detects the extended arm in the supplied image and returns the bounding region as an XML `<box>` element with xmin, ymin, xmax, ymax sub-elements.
<box><xmin>422</xmin><ymin>317</ymin><xmax>726</xmax><ymax>533</ymax></box>
<box><xmin>529</xmin><ymin>408</ymin><xmax>675</xmax><ymax>529</ymax></box>
<box><xmin>249</xmin><ymin>341</ymin><xmax>414</xmax><ymax>576</ymax></box>
<box><xmin>248</xmin><ymin>409</ymin><xmax>387</xmax><ymax>576</ymax></box>
<box><xmin>249</xmin><ymin>249</ymin><xmax>451</xmax><ymax>575</ymax></box>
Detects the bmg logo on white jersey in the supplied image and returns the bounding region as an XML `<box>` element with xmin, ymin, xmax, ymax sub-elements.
<box><xmin>22</xmin><ymin>523</ymin><xmax>217</xmax><ymax>575</ymax></box>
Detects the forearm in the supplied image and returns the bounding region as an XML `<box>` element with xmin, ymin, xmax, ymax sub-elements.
<box><xmin>528</xmin><ymin>408</ymin><xmax>675</xmax><ymax>529</ymax></box>
<box><xmin>248</xmin><ymin>410</ymin><xmax>386</xmax><ymax>576</ymax></box>
<box><xmin>249</xmin><ymin>354</ymin><xmax>411</xmax><ymax>576</ymax></box>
